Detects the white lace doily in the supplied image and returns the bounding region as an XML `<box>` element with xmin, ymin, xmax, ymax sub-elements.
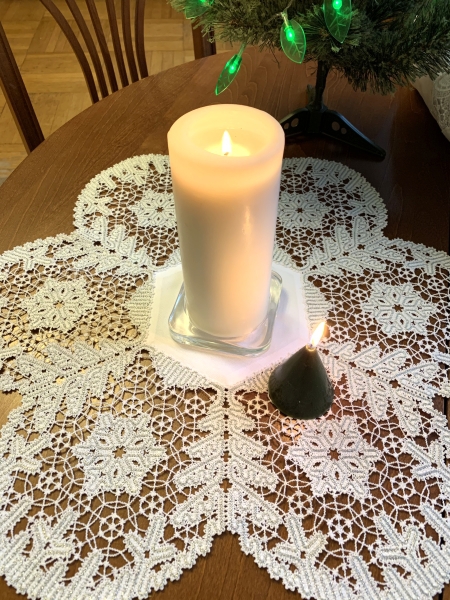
<box><xmin>414</xmin><ymin>73</ymin><xmax>450</xmax><ymax>141</ymax></box>
<box><xmin>0</xmin><ymin>154</ymin><xmax>449</xmax><ymax>600</ymax></box>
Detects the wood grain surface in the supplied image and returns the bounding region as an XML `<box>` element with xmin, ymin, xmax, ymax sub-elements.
<box><xmin>0</xmin><ymin>47</ymin><xmax>449</xmax><ymax>600</ymax></box>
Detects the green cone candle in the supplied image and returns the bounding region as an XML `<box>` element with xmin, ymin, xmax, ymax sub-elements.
<box><xmin>268</xmin><ymin>321</ymin><xmax>334</xmax><ymax>419</ymax></box>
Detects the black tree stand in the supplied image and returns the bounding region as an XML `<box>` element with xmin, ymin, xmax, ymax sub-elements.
<box><xmin>280</xmin><ymin>61</ymin><xmax>386</xmax><ymax>159</ymax></box>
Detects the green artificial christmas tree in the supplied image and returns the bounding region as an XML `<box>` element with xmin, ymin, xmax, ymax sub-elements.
<box><xmin>171</xmin><ymin>0</ymin><xmax>450</xmax><ymax>157</ymax></box>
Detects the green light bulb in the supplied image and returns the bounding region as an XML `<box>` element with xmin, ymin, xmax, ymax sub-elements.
<box><xmin>280</xmin><ymin>18</ymin><xmax>306</xmax><ymax>64</ymax></box>
<box><xmin>215</xmin><ymin>46</ymin><xmax>245</xmax><ymax>95</ymax></box>
<box><xmin>285</xmin><ymin>26</ymin><xmax>295</xmax><ymax>41</ymax></box>
<box><xmin>185</xmin><ymin>0</ymin><xmax>211</xmax><ymax>19</ymax></box>
<box><xmin>323</xmin><ymin>0</ymin><xmax>352</xmax><ymax>43</ymax></box>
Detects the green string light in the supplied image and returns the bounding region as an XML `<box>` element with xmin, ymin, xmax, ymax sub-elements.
<box><xmin>285</xmin><ymin>26</ymin><xmax>295</xmax><ymax>41</ymax></box>
<box><xmin>215</xmin><ymin>44</ymin><xmax>245</xmax><ymax>95</ymax></box>
<box><xmin>280</xmin><ymin>11</ymin><xmax>306</xmax><ymax>64</ymax></box>
<box><xmin>323</xmin><ymin>0</ymin><xmax>352</xmax><ymax>43</ymax></box>
<box><xmin>185</xmin><ymin>0</ymin><xmax>211</xmax><ymax>20</ymax></box>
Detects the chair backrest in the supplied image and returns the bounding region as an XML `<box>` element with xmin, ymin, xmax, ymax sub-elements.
<box><xmin>38</xmin><ymin>0</ymin><xmax>216</xmax><ymax>103</ymax></box>
<box><xmin>0</xmin><ymin>3</ymin><xmax>216</xmax><ymax>154</ymax></box>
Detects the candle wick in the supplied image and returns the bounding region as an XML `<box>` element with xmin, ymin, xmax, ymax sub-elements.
<box><xmin>223</xmin><ymin>151</ymin><xmax>230</xmax><ymax>156</ymax></box>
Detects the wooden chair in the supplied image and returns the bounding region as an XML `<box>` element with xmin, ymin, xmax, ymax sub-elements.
<box><xmin>0</xmin><ymin>0</ymin><xmax>216</xmax><ymax>153</ymax></box>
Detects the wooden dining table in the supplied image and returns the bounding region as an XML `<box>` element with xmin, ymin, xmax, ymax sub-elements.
<box><xmin>0</xmin><ymin>47</ymin><xmax>449</xmax><ymax>600</ymax></box>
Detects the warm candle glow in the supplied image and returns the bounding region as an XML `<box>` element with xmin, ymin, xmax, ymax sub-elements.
<box><xmin>309</xmin><ymin>321</ymin><xmax>326</xmax><ymax>348</ymax></box>
<box><xmin>222</xmin><ymin>130</ymin><xmax>232</xmax><ymax>155</ymax></box>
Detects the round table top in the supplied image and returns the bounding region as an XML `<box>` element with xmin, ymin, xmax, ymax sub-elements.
<box><xmin>1</xmin><ymin>47</ymin><xmax>450</xmax><ymax>257</ymax></box>
<box><xmin>0</xmin><ymin>47</ymin><xmax>449</xmax><ymax>600</ymax></box>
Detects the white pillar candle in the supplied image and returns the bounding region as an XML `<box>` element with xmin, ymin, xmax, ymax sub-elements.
<box><xmin>167</xmin><ymin>104</ymin><xmax>285</xmax><ymax>339</ymax></box>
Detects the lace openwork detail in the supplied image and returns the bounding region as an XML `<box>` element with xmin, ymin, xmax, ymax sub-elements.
<box><xmin>0</xmin><ymin>154</ymin><xmax>449</xmax><ymax>600</ymax></box>
<box><xmin>21</xmin><ymin>277</ymin><xmax>96</xmax><ymax>333</ymax></box>
<box><xmin>432</xmin><ymin>72</ymin><xmax>450</xmax><ymax>139</ymax></box>
<box><xmin>72</xmin><ymin>413</ymin><xmax>167</xmax><ymax>497</ymax></box>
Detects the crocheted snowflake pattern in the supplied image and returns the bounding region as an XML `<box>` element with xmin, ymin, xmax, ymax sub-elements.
<box><xmin>131</xmin><ymin>191</ymin><xmax>176</xmax><ymax>229</ymax></box>
<box><xmin>327</xmin><ymin>513</ymin><xmax>355</xmax><ymax>544</ymax></box>
<box><xmin>73</xmin><ymin>155</ymin><xmax>179</xmax><ymax>268</ymax></box>
<box><xmin>0</xmin><ymin>155</ymin><xmax>449</xmax><ymax>600</ymax></box>
<box><xmin>362</xmin><ymin>281</ymin><xmax>438</xmax><ymax>335</ymax></box>
<box><xmin>72</xmin><ymin>413</ymin><xmax>166</xmax><ymax>497</ymax></box>
<box><xmin>0</xmin><ymin>430</ymin><xmax>51</xmax><ymax>496</ymax></box>
<box><xmin>21</xmin><ymin>277</ymin><xmax>95</xmax><ymax>333</ymax></box>
<box><xmin>288</xmin><ymin>417</ymin><xmax>381</xmax><ymax>498</ymax></box>
<box><xmin>278</xmin><ymin>190</ymin><xmax>329</xmax><ymax>229</ymax></box>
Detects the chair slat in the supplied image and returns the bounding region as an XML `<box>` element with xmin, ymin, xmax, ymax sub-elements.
<box><xmin>39</xmin><ymin>0</ymin><xmax>99</xmax><ymax>102</ymax></box>
<box><xmin>65</xmin><ymin>0</ymin><xmax>108</xmax><ymax>98</ymax></box>
<box><xmin>135</xmin><ymin>0</ymin><xmax>148</xmax><ymax>79</ymax></box>
<box><xmin>0</xmin><ymin>21</ymin><xmax>44</xmax><ymax>153</ymax></box>
<box><xmin>85</xmin><ymin>0</ymin><xmax>118</xmax><ymax>93</ymax></box>
<box><xmin>122</xmin><ymin>0</ymin><xmax>139</xmax><ymax>83</ymax></box>
<box><xmin>105</xmin><ymin>0</ymin><xmax>129</xmax><ymax>87</ymax></box>
<box><xmin>192</xmin><ymin>24</ymin><xmax>216</xmax><ymax>59</ymax></box>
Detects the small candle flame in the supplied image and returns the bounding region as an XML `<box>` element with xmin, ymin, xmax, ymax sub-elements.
<box><xmin>222</xmin><ymin>130</ymin><xmax>232</xmax><ymax>156</ymax></box>
<box><xmin>309</xmin><ymin>321</ymin><xmax>326</xmax><ymax>348</ymax></box>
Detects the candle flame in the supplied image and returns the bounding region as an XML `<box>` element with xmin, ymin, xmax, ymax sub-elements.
<box><xmin>222</xmin><ymin>130</ymin><xmax>232</xmax><ymax>156</ymax></box>
<box><xmin>309</xmin><ymin>321</ymin><xmax>326</xmax><ymax>348</ymax></box>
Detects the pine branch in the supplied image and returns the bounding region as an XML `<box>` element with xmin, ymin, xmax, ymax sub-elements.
<box><xmin>173</xmin><ymin>0</ymin><xmax>450</xmax><ymax>94</ymax></box>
